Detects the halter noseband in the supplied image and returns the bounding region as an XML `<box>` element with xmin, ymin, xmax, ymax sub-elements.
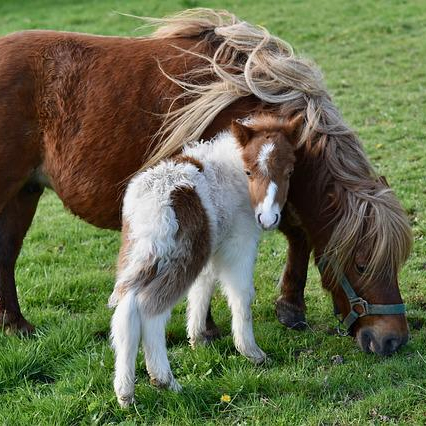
<box><xmin>317</xmin><ymin>256</ymin><xmax>406</xmax><ymax>330</ymax></box>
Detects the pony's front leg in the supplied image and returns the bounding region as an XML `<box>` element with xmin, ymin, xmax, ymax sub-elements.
<box><xmin>276</xmin><ymin>219</ymin><xmax>311</xmax><ymax>330</ymax></box>
<box><xmin>186</xmin><ymin>265</ymin><xmax>217</xmax><ymax>347</ymax></box>
<box><xmin>215</xmin><ymin>235</ymin><xmax>266</xmax><ymax>364</ymax></box>
<box><xmin>111</xmin><ymin>292</ymin><xmax>142</xmax><ymax>408</ymax></box>
<box><xmin>140</xmin><ymin>307</ymin><xmax>181</xmax><ymax>392</ymax></box>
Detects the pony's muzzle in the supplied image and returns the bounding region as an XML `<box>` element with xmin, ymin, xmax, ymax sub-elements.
<box><xmin>257</xmin><ymin>212</ymin><xmax>280</xmax><ymax>230</ymax></box>
<box><xmin>357</xmin><ymin>325</ymin><xmax>409</xmax><ymax>356</ymax></box>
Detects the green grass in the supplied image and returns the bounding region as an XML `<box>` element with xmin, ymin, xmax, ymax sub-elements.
<box><xmin>0</xmin><ymin>0</ymin><xmax>425</xmax><ymax>424</ymax></box>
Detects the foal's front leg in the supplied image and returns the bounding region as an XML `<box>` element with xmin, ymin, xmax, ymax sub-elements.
<box><xmin>215</xmin><ymin>235</ymin><xmax>266</xmax><ymax>364</ymax></box>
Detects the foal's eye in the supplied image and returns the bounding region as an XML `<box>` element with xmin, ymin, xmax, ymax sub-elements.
<box><xmin>245</xmin><ymin>170</ymin><xmax>252</xmax><ymax>177</ymax></box>
<box><xmin>355</xmin><ymin>264</ymin><xmax>367</xmax><ymax>275</ymax></box>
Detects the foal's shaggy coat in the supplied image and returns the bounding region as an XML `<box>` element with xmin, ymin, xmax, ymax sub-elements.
<box><xmin>109</xmin><ymin>116</ymin><xmax>298</xmax><ymax>407</ymax></box>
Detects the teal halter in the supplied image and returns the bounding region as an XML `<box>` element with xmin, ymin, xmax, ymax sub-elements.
<box><xmin>317</xmin><ymin>256</ymin><xmax>406</xmax><ymax>330</ymax></box>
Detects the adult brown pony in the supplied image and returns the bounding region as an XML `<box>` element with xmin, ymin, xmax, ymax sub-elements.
<box><xmin>0</xmin><ymin>9</ymin><xmax>412</xmax><ymax>355</ymax></box>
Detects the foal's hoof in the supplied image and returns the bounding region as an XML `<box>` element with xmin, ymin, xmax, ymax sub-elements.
<box><xmin>150</xmin><ymin>376</ymin><xmax>182</xmax><ymax>392</ymax></box>
<box><xmin>242</xmin><ymin>346</ymin><xmax>268</xmax><ymax>365</ymax></box>
<box><xmin>202</xmin><ymin>324</ymin><xmax>221</xmax><ymax>343</ymax></box>
<box><xmin>117</xmin><ymin>394</ymin><xmax>134</xmax><ymax>408</ymax></box>
<box><xmin>1</xmin><ymin>312</ymin><xmax>35</xmax><ymax>336</ymax></box>
<box><xmin>275</xmin><ymin>298</ymin><xmax>307</xmax><ymax>330</ymax></box>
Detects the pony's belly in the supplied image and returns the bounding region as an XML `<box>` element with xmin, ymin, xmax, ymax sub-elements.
<box><xmin>41</xmin><ymin>154</ymin><xmax>133</xmax><ymax>230</ymax></box>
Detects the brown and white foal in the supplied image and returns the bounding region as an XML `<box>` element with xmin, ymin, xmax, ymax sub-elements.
<box><xmin>109</xmin><ymin>115</ymin><xmax>301</xmax><ymax>407</ymax></box>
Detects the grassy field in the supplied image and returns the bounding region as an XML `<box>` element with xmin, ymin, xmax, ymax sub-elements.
<box><xmin>0</xmin><ymin>0</ymin><xmax>425</xmax><ymax>424</ymax></box>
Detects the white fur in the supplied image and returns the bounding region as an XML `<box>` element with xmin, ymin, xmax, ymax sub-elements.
<box><xmin>257</xmin><ymin>142</ymin><xmax>275</xmax><ymax>176</ymax></box>
<box><xmin>186</xmin><ymin>264</ymin><xmax>217</xmax><ymax>347</ymax></box>
<box><xmin>111</xmin><ymin>131</ymin><xmax>268</xmax><ymax>406</ymax></box>
<box><xmin>111</xmin><ymin>291</ymin><xmax>141</xmax><ymax>407</ymax></box>
<box><xmin>255</xmin><ymin>181</ymin><xmax>281</xmax><ymax>230</ymax></box>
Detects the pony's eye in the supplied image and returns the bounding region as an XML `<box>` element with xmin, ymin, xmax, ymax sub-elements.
<box><xmin>245</xmin><ymin>170</ymin><xmax>252</xmax><ymax>177</ymax></box>
<box><xmin>355</xmin><ymin>264</ymin><xmax>367</xmax><ymax>275</ymax></box>
<box><xmin>288</xmin><ymin>169</ymin><xmax>294</xmax><ymax>176</ymax></box>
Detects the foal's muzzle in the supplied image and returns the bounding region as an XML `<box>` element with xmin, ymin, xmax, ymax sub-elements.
<box><xmin>257</xmin><ymin>212</ymin><xmax>280</xmax><ymax>230</ymax></box>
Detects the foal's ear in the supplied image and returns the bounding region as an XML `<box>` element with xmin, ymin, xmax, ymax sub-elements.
<box><xmin>231</xmin><ymin>119</ymin><xmax>254</xmax><ymax>147</ymax></box>
<box><xmin>282</xmin><ymin>113</ymin><xmax>304</xmax><ymax>143</ymax></box>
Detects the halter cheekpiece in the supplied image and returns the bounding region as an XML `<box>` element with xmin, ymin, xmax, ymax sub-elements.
<box><xmin>318</xmin><ymin>256</ymin><xmax>406</xmax><ymax>330</ymax></box>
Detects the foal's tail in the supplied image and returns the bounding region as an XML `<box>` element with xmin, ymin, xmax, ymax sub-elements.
<box><xmin>108</xmin><ymin>258</ymin><xmax>158</xmax><ymax>310</ymax></box>
<box><xmin>109</xmin><ymin>251</ymin><xmax>205</xmax><ymax>317</ymax></box>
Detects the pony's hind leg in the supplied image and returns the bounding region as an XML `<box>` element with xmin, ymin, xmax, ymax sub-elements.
<box><xmin>0</xmin><ymin>71</ymin><xmax>42</xmax><ymax>333</ymax></box>
<box><xmin>186</xmin><ymin>264</ymin><xmax>217</xmax><ymax>347</ymax></box>
<box><xmin>0</xmin><ymin>182</ymin><xmax>44</xmax><ymax>333</ymax></box>
<box><xmin>111</xmin><ymin>292</ymin><xmax>142</xmax><ymax>408</ymax></box>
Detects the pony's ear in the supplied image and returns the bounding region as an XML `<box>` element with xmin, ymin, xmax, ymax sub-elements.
<box><xmin>282</xmin><ymin>113</ymin><xmax>304</xmax><ymax>144</ymax></box>
<box><xmin>231</xmin><ymin>119</ymin><xmax>254</xmax><ymax>147</ymax></box>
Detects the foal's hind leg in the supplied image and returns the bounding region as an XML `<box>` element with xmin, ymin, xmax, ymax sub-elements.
<box><xmin>111</xmin><ymin>292</ymin><xmax>141</xmax><ymax>408</ymax></box>
<box><xmin>275</xmin><ymin>218</ymin><xmax>311</xmax><ymax>330</ymax></box>
<box><xmin>140</xmin><ymin>306</ymin><xmax>181</xmax><ymax>392</ymax></box>
<box><xmin>0</xmin><ymin>183</ymin><xmax>44</xmax><ymax>333</ymax></box>
<box><xmin>186</xmin><ymin>264</ymin><xmax>218</xmax><ymax>347</ymax></box>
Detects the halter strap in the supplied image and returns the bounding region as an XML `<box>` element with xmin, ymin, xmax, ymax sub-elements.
<box><xmin>318</xmin><ymin>256</ymin><xmax>406</xmax><ymax>330</ymax></box>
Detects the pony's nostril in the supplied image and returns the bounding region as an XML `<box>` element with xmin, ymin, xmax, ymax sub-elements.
<box><xmin>273</xmin><ymin>214</ymin><xmax>279</xmax><ymax>225</ymax></box>
<box><xmin>382</xmin><ymin>336</ymin><xmax>401</xmax><ymax>355</ymax></box>
<box><xmin>359</xmin><ymin>330</ymin><xmax>373</xmax><ymax>353</ymax></box>
<box><xmin>257</xmin><ymin>213</ymin><xmax>262</xmax><ymax>224</ymax></box>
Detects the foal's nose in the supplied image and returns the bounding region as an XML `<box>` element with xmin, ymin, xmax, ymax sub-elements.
<box><xmin>257</xmin><ymin>213</ymin><xmax>280</xmax><ymax>230</ymax></box>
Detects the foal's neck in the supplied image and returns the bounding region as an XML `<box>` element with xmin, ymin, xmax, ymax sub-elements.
<box><xmin>181</xmin><ymin>131</ymin><xmax>243</xmax><ymax>172</ymax></box>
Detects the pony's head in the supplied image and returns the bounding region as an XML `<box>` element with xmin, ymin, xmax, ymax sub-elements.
<box><xmin>314</xmin><ymin>173</ymin><xmax>413</xmax><ymax>355</ymax></box>
<box><xmin>231</xmin><ymin>115</ymin><xmax>301</xmax><ymax>230</ymax></box>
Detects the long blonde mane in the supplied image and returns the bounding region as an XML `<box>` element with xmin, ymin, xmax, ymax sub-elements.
<box><xmin>139</xmin><ymin>8</ymin><xmax>412</xmax><ymax>282</ymax></box>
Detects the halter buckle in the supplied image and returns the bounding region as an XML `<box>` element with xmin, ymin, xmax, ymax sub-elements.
<box><xmin>349</xmin><ymin>297</ymin><xmax>369</xmax><ymax>317</ymax></box>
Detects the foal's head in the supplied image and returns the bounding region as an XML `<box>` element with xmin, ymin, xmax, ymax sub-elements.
<box><xmin>231</xmin><ymin>115</ymin><xmax>302</xmax><ymax>230</ymax></box>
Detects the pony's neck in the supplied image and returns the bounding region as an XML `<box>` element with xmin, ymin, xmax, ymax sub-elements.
<box><xmin>287</xmin><ymin>156</ymin><xmax>334</xmax><ymax>259</ymax></box>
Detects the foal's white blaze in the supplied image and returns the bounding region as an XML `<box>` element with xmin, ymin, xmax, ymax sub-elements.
<box><xmin>255</xmin><ymin>181</ymin><xmax>281</xmax><ymax>230</ymax></box>
<box><xmin>257</xmin><ymin>143</ymin><xmax>275</xmax><ymax>176</ymax></box>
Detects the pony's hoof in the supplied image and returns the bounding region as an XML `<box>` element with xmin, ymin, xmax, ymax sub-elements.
<box><xmin>0</xmin><ymin>311</ymin><xmax>35</xmax><ymax>336</ymax></box>
<box><xmin>117</xmin><ymin>394</ymin><xmax>134</xmax><ymax>408</ymax></box>
<box><xmin>275</xmin><ymin>298</ymin><xmax>307</xmax><ymax>330</ymax></box>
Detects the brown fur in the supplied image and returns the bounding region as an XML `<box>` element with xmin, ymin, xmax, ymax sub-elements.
<box><xmin>173</xmin><ymin>155</ymin><xmax>204</xmax><ymax>172</ymax></box>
